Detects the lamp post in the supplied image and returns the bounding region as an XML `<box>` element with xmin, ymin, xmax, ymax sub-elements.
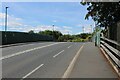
<box><xmin>5</xmin><ymin>7</ymin><xmax>9</xmax><ymax>44</ymax></box>
<box><xmin>5</xmin><ymin>7</ymin><xmax>9</xmax><ymax>31</ymax></box>
<box><xmin>52</xmin><ymin>24</ymin><xmax>54</xmax><ymax>41</ymax></box>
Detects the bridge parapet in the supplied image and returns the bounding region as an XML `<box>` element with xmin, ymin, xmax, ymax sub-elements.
<box><xmin>100</xmin><ymin>37</ymin><xmax>120</xmax><ymax>77</ymax></box>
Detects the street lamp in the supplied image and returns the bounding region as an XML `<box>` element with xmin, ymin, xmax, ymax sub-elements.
<box><xmin>5</xmin><ymin>7</ymin><xmax>9</xmax><ymax>44</ymax></box>
<box><xmin>52</xmin><ymin>24</ymin><xmax>54</xmax><ymax>41</ymax></box>
<box><xmin>52</xmin><ymin>24</ymin><xmax>54</xmax><ymax>31</ymax></box>
<box><xmin>5</xmin><ymin>7</ymin><xmax>9</xmax><ymax>31</ymax></box>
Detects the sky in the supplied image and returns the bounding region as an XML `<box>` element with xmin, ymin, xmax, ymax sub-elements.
<box><xmin>0</xmin><ymin>2</ymin><xmax>95</xmax><ymax>34</ymax></box>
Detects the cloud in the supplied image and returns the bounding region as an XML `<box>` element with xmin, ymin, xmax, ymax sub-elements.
<box><xmin>0</xmin><ymin>12</ymin><xmax>72</xmax><ymax>34</ymax></box>
<box><xmin>76</xmin><ymin>24</ymin><xmax>93</xmax><ymax>33</ymax></box>
<box><xmin>60</xmin><ymin>29</ymin><xmax>72</xmax><ymax>34</ymax></box>
<box><xmin>52</xmin><ymin>20</ymin><xmax>57</xmax><ymax>23</ymax></box>
<box><xmin>31</xmin><ymin>25</ymin><xmax>72</xmax><ymax>34</ymax></box>
<box><xmin>75</xmin><ymin>32</ymin><xmax>82</xmax><ymax>34</ymax></box>
<box><xmin>76</xmin><ymin>24</ymin><xmax>83</xmax><ymax>27</ymax></box>
<box><xmin>0</xmin><ymin>12</ymin><xmax>23</xmax><ymax>27</ymax></box>
<box><xmin>22</xmin><ymin>25</ymin><xmax>72</xmax><ymax>34</ymax></box>
<box><xmin>0</xmin><ymin>13</ymin><xmax>22</xmax><ymax>21</ymax></box>
<box><xmin>8</xmin><ymin>22</ymin><xmax>23</xmax><ymax>27</ymax></box>
<box><xmin>77</xmin><ymin>24</ymin><xmax>93</xmax><ymax>27</ymax></box>
<box><xmin>0</xmin><ymin>13</ymin><xmax>5</xmax><ymax>19</ymax></box>
<box><xmin>0</xmin><ymin>13</ymin><xmax>24</xmax><ymax>31</ymax></box>
<box><xmin>63</xmin><ymin>26</ymin><xmax>72</xmax><ymax>29</ymax></box>
<box><xmin>84</xmin><ymin>27</ymin><xmax>92</xmax><ymax>33</ymax></box>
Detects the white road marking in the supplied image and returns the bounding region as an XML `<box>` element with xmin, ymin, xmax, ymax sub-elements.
<box><xmin>22</xmin><ymin>64</ymin><xmax>44</xmax><ymax>79</ymax></box>
<box><xmin>0</xmin><ymin>42</ymin><xmax>65</xmax><ymax>60</ymax></box>
<box><xmin>62</xmin><ymin>44</ymin><xmax>85</xmax><ymax>78</ymax></box>
<box><xmin>53</xmin><ymin>50</ymin><xmax>64</xmax><ymax>58</ymax></box>
<box><xmin>68</xmin><ymin>45</ymin><xmax>72</xmax><ymax>48</ymax></box>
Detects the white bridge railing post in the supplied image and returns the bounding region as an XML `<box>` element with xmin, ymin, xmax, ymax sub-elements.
<box><xmin>100</xmin><ymin>37</ymin><xmax>120</xmax><ymax>76</ymax></box>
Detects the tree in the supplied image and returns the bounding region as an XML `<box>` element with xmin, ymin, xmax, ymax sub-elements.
<box><xmin>81</xmin><ymin>2</ymin><xmax>120</xmax><ymax>28</ymax></box>
<box><xmin>28</xmin><ymin>30</ymin><xmax>34</xmax><ymax>34</ymax></box>
<box><xmin>75</xmin><ymin>33</ymin><xmax>91</xmax><ymax>39</ymax></box>
<box><xmin>57</xmin><ymin>35</ymin><xmax>69</xmax><ymax>42</ymax></box>
<box><xmin>53</xmin><ymin>31</ymin><xmax>63</xmax><ymax>41</ymax></box>
<box><xmin>58</xmin><ymin>36</ymin><xmax>64</xmax><ymax>42</ymax></box>
<box><xmin>39</xmin><ymin>30</ymin><xmax>53</xmax><ymax>36</ymax></box>
<box><xmin>38</xmin><ymin>30</ymin><xmax>62</xmax><ymax>41</ymax></box>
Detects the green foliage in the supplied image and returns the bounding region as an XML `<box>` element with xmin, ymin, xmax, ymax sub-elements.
<box><xmin>58</xmin><ymin>36</ymin><xmax>64</xmax><ymax>42</ymax></box>
<box><xmin>72</xmin><ymin>38</ymin><xmax>84</xmax><ymax>42</ymax></box>
<box><xmin>75</xmin><ymin>33</ymin><xmax>91</xmax><ymax>39</ymax></box>
<box><xmin>38</xmin><ymin>30</ymin><xmax>62</xmax><ymax>41</ymax></box>
<box><xmin>53</xmin><ymin>31</ymin><xmax>63</xmax><ymax>41</ymax></box>
<box><xmin>28</xmin><ymin>30</ymin><xmax>92</xmax><ymax>42</ymax></box>
<box><xmin>28</xmin><ymin>30</ymin><xmax>34</xmax><ymax>34</ymax></box>
<box><xmin>81</xmin><ymin>2</ymin><xmax>120</xmax><ymax>28</ymax></box>
<box><xmin>58</xmin><ymin>33</ymin><xmax>91</xmax><ymax>42</ymax></box>
<box><xmin>58</xmin><ymin>35</ymin><xmax>70</xmax><ymax>42</ymax></box>
<box><xmin>39</xmin><ymin>30</ymin><xmax>53</xmax><ymax>36</ymax></box>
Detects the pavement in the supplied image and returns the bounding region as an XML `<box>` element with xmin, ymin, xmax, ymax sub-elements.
<box><xmin>70</xmin><ymin>42</ymin><xmax>118</xmax><ymax>78</ymax></box>
<box><xmin>1</xmin><ymin>42</ymin><xmax>119</xmax><ymax>79</ymax></box>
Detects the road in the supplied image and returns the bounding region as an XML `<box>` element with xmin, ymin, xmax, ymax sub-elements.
<box><xmin>2</xmin><ymin>42</ymin><xmax>83</xmax><ymax>78</ymax></box>
<box><xmin>1</xmin><ymin>42</ymin><xmax>118</xmax><ymax>79</ymax></box>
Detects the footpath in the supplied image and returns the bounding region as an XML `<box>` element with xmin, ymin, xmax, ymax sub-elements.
<box><xmin>70</xmin><ymin>42</ymin><xmax>119</xmax><ymax>79</ymax></box>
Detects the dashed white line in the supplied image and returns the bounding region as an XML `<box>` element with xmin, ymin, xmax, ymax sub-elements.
<box><xmin>0</xmin><ymin>42</ymin><xmax>65</xmax><ymax>60</ymax></box>
<box><xmin>22</xmin><ymin>64</ymin><xmax>44</xmax><ymax>79</ymax></box>
<box><xmin>62</xmin><ymin>44</ymin><xmax>85</xmax><ymax>78</ymax></box>
<box><xmin>53</xmin><ymin>50</ymin><xmax>64</xmax><ymax>58</ymax></box>
<box><xmin>68</xmin><ymin>45</ymin><xmax>72</xmax><ymax>48</ymax></box>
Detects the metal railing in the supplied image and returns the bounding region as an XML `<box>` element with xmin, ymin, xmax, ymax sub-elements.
<box><xmin>100</xmin><ymin>37</ymin><xmax>120</xmax><ymax>69</ymax></box>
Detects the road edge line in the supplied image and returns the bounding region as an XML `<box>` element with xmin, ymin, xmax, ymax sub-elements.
<box><xmin>100</xmin><ymin>47</ymin><xmax>120</xmax><ymax>79</ymax></box>
<box><xmin>62</xmin><ymin>43</ymin><xmax>84</xmax><ymax>78</ymax></box>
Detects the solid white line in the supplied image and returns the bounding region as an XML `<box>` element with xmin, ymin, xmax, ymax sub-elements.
<box><xmin>22</xmin><ymin>64</ymin><xmax>44</xmax><ymax>79</ymax></box>
<box><xmin>53</xmin><ymin>50</ymin><xmax>64</xmax><ymax>58</ymax></box>
<box><xmin>68</xmin><ymin>45</ymin><xmax>72</xmax><ymax>48</ymax></box>
<box><xmin>0</xmin><ymin>42</ymin><xmax>65</xmax><ymax>60</ymax></box>
<box><xmin>62</xmin><ymin>44</ymin><xmax>85</xmax><ymax>78</ymax></box>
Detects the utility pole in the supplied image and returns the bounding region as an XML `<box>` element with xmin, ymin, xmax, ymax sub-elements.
<box><xmin>5</xmin><ymin>7</ymin><xmax>9</xmax><ymax>31</ymax></box>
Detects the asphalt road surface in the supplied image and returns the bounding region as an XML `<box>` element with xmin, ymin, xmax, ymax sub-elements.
<box><xmin>1</xmin><ymin>42</ymin><xmax>118</xmax><ymax>79</ymax></box>
<box><xmin>2</xmin><ymin>42</ymin><xmax>83</xmax><ymax>78</ymax></box>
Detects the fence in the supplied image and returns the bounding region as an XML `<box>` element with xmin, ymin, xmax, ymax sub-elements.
<box><xmin>0</xmin><ymin>31</ymin><xmax>53</xmax><ymax>45</ymax></box>
<box><xmin>92</xmin><ymin>29</ymin><xmax>102</xmax><ymax>47</ymax></box>
<box><xmin>100</xmin><ymin>37</ymin><xmax>120</xmax><ymax>74</ymax></box>
<box><xmin>92</xmin><ymin>21</ymin><xmax>120</xmax><ymax>76</ymax></box>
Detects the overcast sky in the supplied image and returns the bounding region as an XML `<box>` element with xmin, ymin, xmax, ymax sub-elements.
<box><xmin>0</xmin><ymin>2</ymin><xmax>94</xmax><ymax>34</ymax></box>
